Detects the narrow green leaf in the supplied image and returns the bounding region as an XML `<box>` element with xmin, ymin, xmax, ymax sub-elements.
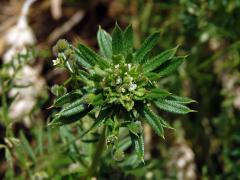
<box><xmin>59</xmin><ymin>96</ymin><xmax>86</xmax><ymax>113</ymax></box>
<box><xmin>157</xmin><ymin>56</ymin><xmax>186</xmax><ymax>76</ymax></box>
<box><xmin>47</xmin><ymin>127</ymin><xmax>54</xmax><ymax>152</ymax></box>
<box><xmin>91</xmin><ymin>93</ymin><xmax>105</xmax><ymax>106</ymax></box>
<box><xmin>155</xmin><ymin>99</ymin><xmax>194</xmax><ymax>114</ymax></box>
<box><xmin>145</xmin><ymin>88</ymin><xmax>171</xmax><ymax>100</ymax></box>
<box><xmin>76</xmin><ymin>44</ymin><xmax>95</xmax><ymax>66</ymax></box>
<box><xmin>136</xmin><ymin>105</ymin><xmax>164</xmax><ymax>138</ymax></box>
<box><xmin>94</xmin><ymin>66</ymin><xmax>107</xmax><ymax>77</ymax></box>
<box><xmin>49</xmin><ymin>106</ymin><xmax>94</xmax><ymax>126</ymax></box>
<box><xmin>97</xmin><ymin>26</ymin><xmax>112</xmax><ymax>59</ymax></box>
<box><xmin>78</xmin><ymin>44</ymin><xmax>109</xmax><ymax>68</ymax></box>
<box><xmin>127</xmin><ymin>122</ymin><xmax>141</xmax><ymax>137</ymax></box>
<box><xmin>118</xmin><ymin>137</ymin><xmax>132</xmax><ymax>151</ymax></box>
<box><xmin>76</xmin><ymin>70</ymin><xmax>95</xmax><ymax>87</ymax></box>
<box><xmin>130</xmin><ymin>132</ymin><xmax>144</xmax><ymax>162</ymax></box>
<box><xmin>112</xmin><ymin>23</ymin><xmax>123</xmax><ymax>55</ymax></box>
<box><xmin>145</xmin><ymin>72</ymin><xmax>162</xmax><ymax>81</ymax></box>
<box><xmin>53</xmin><ymin>90</ymin><xmax>83</xmax><ymax>107</ymax></box>
<box><xmin>60</xmin><ymin>103</ymin><xmax>89</xmax><ymax>117</ymax></box>
<box><xmin>143</xmin><ymin>106</ymin><xmax>164</xmax><ymax>138</ymax></box>
<box><xmin>36</xmin><ymin>126</ymin><xmax>43</xmax><ymax>155</ymax></box>
<box><xmin>143</xmin><ymin>46</ymin><xmax>178</xmax><ymax>72</ymax></box>
<box><xmin>119</xmin><ymin>154</ymin><xmax>140</xmax><ymax>167</ymax></box>
<box><xmin>158</xmin><ymin>116</ymin><xmax>174</xmax><ymax>129</ymax></box>
<box><xmin>20</xmin><ymin>131</ymin><xmax>36</xmax><ymax>162</ymax></box>
<box><xmin>134</xmin><ymin>32</ymin><xmax>160</xmax><ymax>63</ymax></box>
<box><xmin>123</xmin><ymin>25</ymin><xmax>134</xmax><ymax>53</ymax></box>
<box><xmin>141</xmin><ymin>52</ymin><xmax>150</xmax><ymax>63</ymax></box>
<box><xmin>74</xmin><ymin>48</ymin><xmax>92</xmax><ymax>68</ymax></box>
<box><xmin>5</xmin><ymin>149</ymin><xmax>13</xmax><ymax>169</ymax></box>
<box><xmin>168</xmin><ymin>95</ymin><xmax>197</xmax><ymax>104</ymax></box>
<box><xmin>65</xmin><ymin>61</ymin><xmax>74</xmax><ymax>73</ymax></box>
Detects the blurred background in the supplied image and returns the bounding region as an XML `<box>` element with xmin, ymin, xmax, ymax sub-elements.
<box><xmin>0</xmin><ymin>0</ymin><xmax>240</xmax><ymax>179</ymax></box>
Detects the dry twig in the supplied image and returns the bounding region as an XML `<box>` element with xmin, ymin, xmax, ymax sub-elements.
<box><xmin>47</xmin><ymin>10</ymin><xmax>85</xmax><ymax>44</ymax></box>
<box><xmin>51</xmin><ymin>0</ymin><xmax>62</xmax><ymax>20</ymax></box>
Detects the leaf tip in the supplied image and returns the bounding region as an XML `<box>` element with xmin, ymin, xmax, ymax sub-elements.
<box><xmin>175</xmin><ymin>44</ymin><xmax>181</xmax><ymax>49</ymax></box>
<box><xmin>190</xmin><ymin>109</ymin><xmax>197</xmax><ymax>113</ymax></box>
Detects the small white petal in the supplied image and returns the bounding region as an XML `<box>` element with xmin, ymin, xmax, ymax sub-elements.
<box><xmin>116</xmin><ymin>77</ymin><xmax>122</xmax><ymax>84</ymax></box>
<box><xmin>127</xmin><ymin>63</ymin><xmax>131</xmax><ymax>70</ymax></box>
<box><xmin>121</xmin><ymin>88</ymin><xmax>126</xmax><ymax>93</ymax></box>
<box><xmin>128</xmin><ymin>83</ymin><xmax>137</xmax><ymax>91</ymax></box>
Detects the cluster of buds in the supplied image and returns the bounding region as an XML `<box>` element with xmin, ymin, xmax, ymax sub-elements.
<box><xmin>52</xmin><ymin>39</ymin><xmax>77</xmax><ymax>72</ymax></box>
<box><xmin>100</xmin><ymin>61</ymin><xmax>148</xmax><ymax>111</ymax></box>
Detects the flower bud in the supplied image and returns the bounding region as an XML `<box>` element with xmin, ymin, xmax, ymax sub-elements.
<box><xmin>64</xmin><ymin>49</ymin><xmax>74</xmax><ymax>59</ymax></box>
<box><xmin>113</xmin><ymin>149</ymin><xmax>125</xmax><ymax>162</ymax></box>
<box><xmin>55</xmin><ymin>39</ymin><xmax>69</xmax><ymax>52</ymax></box>
<box><xmin>106</xmin><ymin>134</ymin><xmax>118</xmax><ymax>146</ymax></box>
<box><xmin>135</xmin><ymin>121</ymin><xmax>143</xmax><ymax>134</ymax></box>
<box><xmin>51</xmin><ymin>84</ymin><xmax>67</xmax><ymax>97</ymax></box>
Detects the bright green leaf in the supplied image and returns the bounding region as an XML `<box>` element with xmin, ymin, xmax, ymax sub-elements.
<box><xmin>157</xmin><ymin>56</ymin><xmax>186</xmax><ymax>76</ymax></box>
<box><xmin>123</xmin><ymin>25</ymin><xmax>134</xmax><ymax>53</ymax></box>
<box><xmin>112</xmin><ymin>23</ymin><xmax>123</xmax><ymax>55</ymax></box>
<box><xmin>145</xmin><ymin>88</ymin><xmax>171</xmax><ymax>100</ymax></box>
<box><xmin>127</xmin><ymin>121</ymin><xmax>142</xmax><ymax>137</ymax></box>
<box><xmin>74</xmin><ymin>48</ymin><xmax>93</xmax><ymax>68</ymax></box>
<box><xmin>78</xmin><ymin>44</ymin><xmax>109</xmax><ymax>68</ymax></box>
<box><xmin>154</xmin><ymin>99</ymin><xmax>194</xmax><ymax>114</ymax></box>
<box><xmin>168</xmin><ymin>95</ymin><xmax>197</xmax><ymax>104</ymax></box>
<box><xmin>53</xmin><ymin>90</ymin><xmax>83</xmax><ymax>107</ymax></box>
<box><xmin>143</xmin><ymin>46</ymin><xmax>178</xmax><ymax>72</ymax></box>
<box><xmin>130</xmin><ymin>132</ymin><xmax>144</xmax><ymax>162</ymax></box>
<box><xmin>97</xmin><ymin>26</ymin><xmax>112</xmax><ymax>59</ymax></box>
<box><xmin>136</xmin><ymin>105</ymin><xmax>164</xmax><ymax>138</ymax></box>
<box><xmin>49</xmin><ymin>106</ymin><xmax>93</xmax><ymax>126</ymax></box>
<box><xmin>134</xmin><ymin>32</ymin><xmax>160</xmax><ymax>63</ymax></box>
<box><xmin>20</xmin><ymin>131</ymin><xmax>36</xmax><ymax>163</ymax></box>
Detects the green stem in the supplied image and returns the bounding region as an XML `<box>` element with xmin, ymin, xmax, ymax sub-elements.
<box><xmin>1</xmin><ymin>81</ymin><xmax>9</xmax><ymax>126</ymax></box>
<box><xmin>1</xmin><ymin>80</ymin><xmax>13</xmax><ymax>137</ymax></box>
<box><xmin>86</xmin><ymin>126</ymin><xmax>106</xmax><ymax>178</ymax></box>
<box><xmin>1</xmin><ymin>80</ymin><xmax>14</xmax><ymax>179</ymax></box>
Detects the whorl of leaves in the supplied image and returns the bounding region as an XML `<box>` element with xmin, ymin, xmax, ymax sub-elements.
<box><xmin>49</xmin><ymin>23</ymin><xmax>196</xmax><ymax>162</ymax></box>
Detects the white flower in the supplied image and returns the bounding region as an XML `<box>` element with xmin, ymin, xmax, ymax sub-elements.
<box><xmin>53</xmin><ymin>59</ymin><xmax>60</xmax><ymax>66</ymax></box>
<box><xmin>128</xmin><ymin>83</ymin><xmax>137</xmax><ymax>91</ymax></box>
<box><xmin>116</xmin><ymin>77</ymin><xmax>122</xmax><ymax>84</ymax></box>
<box><xmin>53</xmin><ymin>53</ymin><xmax>66</xmax><ymax>66</ymax></box>
<box><xmin>121</xmin><ymin>87</ymin><xmax>126</xmax><ymax>93</ymax></box>
<box><xmin>127</xmin><ymin>63</ymin><xmax>132</xmax><ymax>70</ymax></box>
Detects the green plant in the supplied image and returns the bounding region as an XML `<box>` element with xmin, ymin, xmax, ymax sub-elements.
<box><xmin>49</xmin><ymin>24</ymin><xmax>195</xmax><ymax>176</ymax></box>
<box><xmin>0</xmin><ymin>48</ymin><xmax>38</xmax><ymax>178</ymax></box>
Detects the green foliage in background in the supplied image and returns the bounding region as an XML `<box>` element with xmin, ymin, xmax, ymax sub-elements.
<box><xmin>125</xmin><ymin>0</ymin><xmax>240</xmax><ymax>179</ymax></box>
